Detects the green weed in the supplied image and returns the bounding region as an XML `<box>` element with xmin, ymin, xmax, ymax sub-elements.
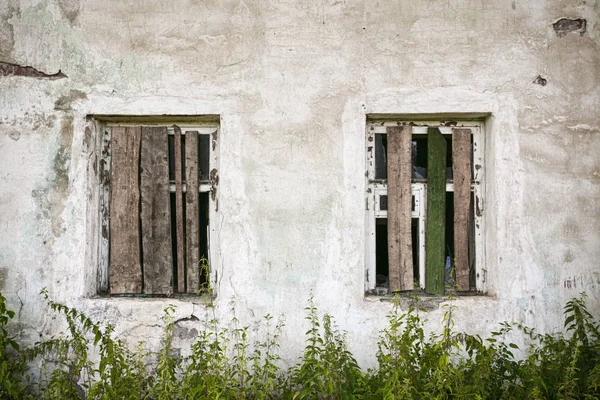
<box><xmin>0</xmin><ymin>290</ymin><xmax>598</xmax><ymax>399</ymax></box>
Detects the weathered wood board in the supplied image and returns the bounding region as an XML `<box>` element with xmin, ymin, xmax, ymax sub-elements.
<box><xmin>174</xmin><ymin>126</ymin><xmax>185</xmax><ymax>293</ymax></box>
<box><xmin>425</xmin><ymin>127</ymin><xmax>447</xmax><ymax>295</ymax></box>
<box><xmin>185</xmin><ymin>131</ymin><xmax>200</xmax><ymax>293</ymax></box>
<box><xmin>109</xmin><ymin>126</ymin><xmax>142</xmax><ymax>294</ymax></box>
<box><xmin>141</xmin><ymin>126</ymin><xmax>172</xmax><ymax>294</ymax></box>
<box><xmin>387</xmin><ymin>125</ymin><xmax>414</xmax><ymax>291</ymax></box>
<box><xmin>453</xmin><ymin>128</ymin><xmax>472</xmax><ymax>291</ymax></box>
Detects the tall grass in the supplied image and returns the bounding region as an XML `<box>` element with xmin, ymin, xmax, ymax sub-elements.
<box><xmin>0</xmin><ymin>291</ymin><xmax>598</xmax><ymax>399</ymax></box>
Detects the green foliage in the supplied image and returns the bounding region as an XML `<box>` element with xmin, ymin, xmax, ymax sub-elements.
<box><xmin>1</xmin><ymin>290</ymin><xmax>599</xmax><ymax>399</ymax></box>
<box><xmin>0</xmin><ymin>292</ymin><xmax>29</xmax><ymax>399</ymax></box>
<box><xmin>287</xmin><ymin>296</ymin><xmax>361</xmax><ymax>400</ymax></box>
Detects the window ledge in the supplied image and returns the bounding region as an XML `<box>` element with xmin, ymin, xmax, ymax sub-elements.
<box><xmin>364</xmin><ymin>291</ymin><xmax>490</xmax><ymax>311</ymax></box>
<box><xmin>86</xmin><ymin>293</ymin><xmax>216</xmax><ymax>305</ymax></box>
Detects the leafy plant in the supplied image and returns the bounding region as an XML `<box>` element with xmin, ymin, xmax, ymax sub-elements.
<box><xmin>287</xmin><ymin>296</ymin><xmax>361</xmax><ymax>399</ymax></box>
<box><xmin>0</xmin><ymin>292</ymin><xmax>28</xmax><ymax>399</ymax></box>
<box><xmin>0</xmin><ymin>289</ymin><xmax>598</xmax><ymax>400</ymax></box>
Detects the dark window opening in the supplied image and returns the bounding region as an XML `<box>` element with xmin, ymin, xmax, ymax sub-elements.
<box><xmin>412</xmin><ymin>136</ymin><xmax>428</xmax><ymax>179</ymax></box>
<box><xmin>199</xmin><ymin>192</ymin><xmax>210</xmax><ymax>287</ymax></box>
<box><xmin>375</xmin><ymin>134</ymin><xmax>387</xmax><ymax>179</ymax></box>
<box><xmin>375</xmin><ymin>218</ymin><xmax>420</xmax><ymax>290</ymax></box>
<box><xmin>412</xmin><ymin>134</ymin><xmax>453</xmax><ymax>180</ymax></box>
<box><xmin>375</xmin><ymin>218</ymin><xmax>388</xmax><ymax>288</ymax></box>
<box><xmin>168</xmin><ymin>134</ymin><xmax>175</xmax><ymax>181</ymax></box>
<box><xmin>380</xmin><ymin>195</ymin><xmax>388</xmax><ymax>211</ymax></box>
<box><xmin>169</xmin><ymin>192</ymin><xmax>178</xmax><ymax>290</ymax></box>
<box><xmin>412</xmin><ymin>218</ymin><xmax>420</xmax><ymax>284</ymax></box>
<box><xmin>199</xmin><ymin>134</ymin><xmax>210</xmax><ymax>181</ymax></box>
<box><xmin>469</xmin><ymin>192</ymin><xmax>476</xmax><ymax>290</ymax></box>
<box><xmin>444</xmin><ymin>191</ymin><xmax>455</xmax><ymax>288</ymax></box>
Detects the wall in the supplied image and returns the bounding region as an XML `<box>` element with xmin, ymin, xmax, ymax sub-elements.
<box><xmin>0</xmin><ymin>0</ymin><xmax>599</xmax><ymax>368</ymax></box>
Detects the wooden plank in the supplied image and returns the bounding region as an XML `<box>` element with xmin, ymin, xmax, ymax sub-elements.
<box><xmin>425</xmin><ymin>127</ymin><xmax>447</xmax><ymax>295</ymax></box>
<box><xmin>174</xmin><ymin>126</ymin><xmax>185</xmax><ymax>293</ymax></box>
<box><xmin>185</xmin><ymin>131</ymin><xmax>200</xmax><ymax>293</ymax></box>
<box><xmin>386</xmin><ymin>126</ymin><xmax>413</xmax><ymax>292</ymax></box>
<box><xmin>140</xmin><ymin>127</ymin><xmax>172</xmax><ymax>294</ymax></box>
<box><xmin>453</xmin><ymin>128</ymin><xmax>472</xmax><ymax>291</ymax></box>
<box><xmin>109</xmin><ymin>126</ymin><xmax>142</xmax><ymax>294</ymax></box>
<box><xmin>98</xmin><ymin>126</ymin><xmax>111</xmax><ymax>294</ymax></box>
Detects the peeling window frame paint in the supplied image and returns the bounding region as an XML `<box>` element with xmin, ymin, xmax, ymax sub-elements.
<box><xmin>365</xmin><ymin>120</ymin><xmax>486</xmax><ymax>296</ymax></box>
<box><xmin>93</xmin><ymin>119</ymin><xmax>220</xmax><ymax>297</ymax></box>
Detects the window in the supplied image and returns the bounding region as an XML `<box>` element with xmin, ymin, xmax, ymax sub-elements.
<box><xmin>97</xmin><ymin>123</ymin><xmax>219</xmax><ymax>296</ymax></box>
<box><xmin>365</xmin><ymin>121</ymin><xmax>484</xmax><ymax>295</ymax></box>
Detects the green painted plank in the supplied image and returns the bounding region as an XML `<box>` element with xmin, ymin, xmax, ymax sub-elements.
<box><xmin>425</xmin><ymin>127</ymin><xmax>446</xmax><ymax>295</ymax></box>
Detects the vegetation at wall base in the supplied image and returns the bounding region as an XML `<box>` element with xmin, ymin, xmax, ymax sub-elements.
<box><xmin>0</xmin><ymin>290</ymin><xmax>598</xmax><ymax>399</ymax></box>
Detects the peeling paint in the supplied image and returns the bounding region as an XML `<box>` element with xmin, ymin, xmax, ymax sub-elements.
<box><xmin>55</xmin><ymin>89</ymin><xmax>87</xmax><ymax>111</ymax></box>
<box><xmin>0</xmin><ymin>62</ymin><xmax>67</xmax><ymax>79</ymax></box>
<box><xmin>553</xmin><ymin>18</ymin><xmax>586</xmax><ymax>38</ymax></box>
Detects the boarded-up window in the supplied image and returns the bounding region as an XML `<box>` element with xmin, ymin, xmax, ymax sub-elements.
<box><xmin>365</xmin><ymin>122</ymin><xmax>484</xmax><ymax>296</ymax></box>
<box><xmin>99</xmin><ymin>124</ymin><xmax>218</xmax><ymax>296</ymax></box>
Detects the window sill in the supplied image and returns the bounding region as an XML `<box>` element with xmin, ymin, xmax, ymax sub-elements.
<box><xmin>364</xmin><ymin>290</ymin><xmax>488</xmax><ymax>311</ymax></box>
<box><xmin>87</xmin><ymin>293</ymin><xmax>216</xmax><ymax>305</ymax></box>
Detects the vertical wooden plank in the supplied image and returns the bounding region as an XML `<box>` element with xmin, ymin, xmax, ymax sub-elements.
<box><xmin>174</xmin><ymin>126</ymin><xmax>185</xmax><ymax>293</ymax></box>
<box><xmin>425</xmin><ymin>127</ymin><xmax>447</xmax><ymax>295</ymax></box>
<box><xmin>98</xmin><ymin>126</ymin><xmax>111</xmax><ymax>294</ymax></box>
<box><xmin>453</xmin><ymin>128</ymin><xmax>472</xmax><ymax>291</ymax></box>
<box><xmin>185</xmin><ymin>131</ymin><xmax>200</xmax><ymax>293</ymax></box>
<box><xmin>109</xmin><ymin>127</ymin><xmax>142</xmax><ymax>294</ymax></box>
<box><xmin>140</xmin><ymin>127</ymin><xmax>172</xmax><ymax>294</ymax></box>
<box><xmin>387</xmin><ymin>126</ymin><xmax>413</xmax><ymax>292</ymax></box>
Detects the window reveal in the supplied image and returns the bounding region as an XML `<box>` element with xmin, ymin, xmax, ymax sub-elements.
<box><xmin>99</xmin><ymin>124</ymin><xmax>218</xmax><ymax>296</ymax></box>
<box><xmin>366</xmin><ymin>122</ymin><xmax>484</xmax><ymax>295</ymax></box>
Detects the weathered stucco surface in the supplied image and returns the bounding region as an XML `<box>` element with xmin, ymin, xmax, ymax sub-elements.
<box><xmin>0</xmin><ymin>0</ymin><xmax>599</xmax><ymax>367</ymax></box>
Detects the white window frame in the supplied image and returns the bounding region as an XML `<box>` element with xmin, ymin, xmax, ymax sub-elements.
<box><xmin>365</xmin><ymin>121</ymin><xmax>485</xmax><ymax>294</ymax></box>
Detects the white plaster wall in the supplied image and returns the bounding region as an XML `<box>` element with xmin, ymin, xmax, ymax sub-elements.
<box><xmin>0</xmin><ymin>0</ymin><xmax>599</xmax><ymax>368</ymax></box>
